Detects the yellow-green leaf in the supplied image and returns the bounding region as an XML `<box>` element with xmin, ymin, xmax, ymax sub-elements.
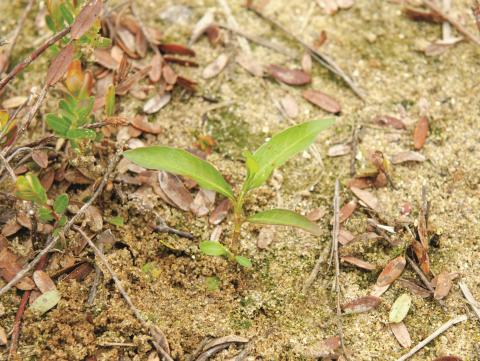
<box><xmin>389</xmin><ymin>293</ymin><xmax>412</xmax><ymax>323</ymax></box>
<box><xmin>247</xmin><ymin>209</ymin><xmax>321</xmax><ymax>236</ymax></box>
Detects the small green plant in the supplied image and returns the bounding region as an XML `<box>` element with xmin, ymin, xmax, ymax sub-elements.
<box><xmin>124</xmin><ymin>119</ymin><xmax>334</xmax><ymax>265</ymax></box>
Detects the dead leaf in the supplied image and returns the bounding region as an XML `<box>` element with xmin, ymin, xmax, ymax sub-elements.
<box><xmin>397</xmin><ymin>278</ymin><xmax>431</xmax><ymax>298</ymax></box>
<box><xmin>148</xmin><ymin>53</ymin><xmax>163</xmax><ymax>82</ymax></box>
<box><xmin>0</xmin><ymin>326</ymin><xmax>6</xmax><ymax>345</ymax></box>
<box><xmin>85</xmin><ymin>206</ymin><xmax>103</xmax><ymax>232</ymax></box>
<box><xmin>46</xmin><ymin>44</ymin><xmax>75</xmax><ymax>85</ymax></box>
<box><xmin>190</xmin><ymin>9</ymin><xmax>215</xmax><ymax>45</ymax></box>
<box><xmin>350</xmin><ymin>187</ymin><xmax>379</xmax><ymax>210</ymax></box>
<box><xmin>279</xmin><ymin>95</ymin><xmax>298</xmax><ymax>118</ymax></box>
<box><xmin>143</xmin><ymin>93</ymin><xmax>171</xmax><ymax>114</ymax></box>
<box><xmin>162</xmin><ymin>64</ymin><xmax>177</xmax><ymax>85</ymax></box>
<box><xmin>158</xmin><ymin>171</ymin><xmax>193</xmax><ymax>211</ymax></box>
<box><xmin>328</xmin><ymin>143</ymin><xmax>351</xmax><ymax>157</ymax></box>
<box><xmin>376</xmin><ymin>256</ymin><xmax>406</xmax><ymax>287</ymax></box>
<box><xmin>390</xmin><ymin>322</ymin><xmax>412</xmax><ymax>348</ymax></box>
<box><xmin>434</xmin><ymin>271</ymin><xmax>458</xmax><ymax>300</ymax></box>
<box><xmin>267</xmin><ymin>64</ymin><xmax>311</xmax><ymax>85</ymax></box>
<box><xmin>209</xmin><ymin>198</ymin><xmax>231</xmax><ymax>225</ymax></box>
<box><xmin>374</xmin><ymin>115</ymin><xmax>406</xmax><ymax>129</ymax></box>
<box><xmin>303</xmin><ymin>89</ymin><xmax>341</xmax><ymax>114</ymax></box>
<box><xmin>203</xmin><ymin>53</ymin><xmax>229</xmax><ymax>79</ymax></box>
<box><xmin>391</xmin><ymin>151</ymin><xmax>426</xmax><ymax>164</ymax></box>
<box><xmin>94</xmin><ymin>48</ymin><xmax>119</xmax><ymax>70</ymax></box>
<box><xmin>432</xmin><ymin>357</ymin><xmax>462</xmax><ymax>361</ymax></box>
<box><xmin>32</xmin><ymin>150</ymin><xmax>49</xmax><ymax>168</ymax></box>
<box><xmin>413</xmin><ymin>116</ymin><xmax>429</xmax><ymax>150</ymax></box>
<box><xmin>342</xmin><ymin>295</ymin><xmax>381</xmax><ymax>314</ymax></box>
<box><xmin>257</xmin><ymin>225</ymin><xmax>275</xmax><ymax>249</ymax></box>
<box><xmin>116</xmin><ymin>27</ymin><xmax>137</xmax><ymax>57</ymax></box>
<box><xmin>116</xmin><ymin>66</ymin><xmax>151</xmax><ymax>95</ymax></box>
<box><xmin>206</xmin><ymin>25</ymin><xmax>221</xmax><ymax>46</ymax></box>
<box><xmin>33</xmin><ymin>270</ymin><xmax>57</xmax><ymax>293</ymax></box>
<box><xmin>236</xmin><ymin>53</ymin><xmax>263</xmax><ymax>77</ymax></box>
<box><xmin>164</xmin><ymin>56</ymin><xmax>198</xmax><ymax>67</ymax></box>
<box><xmin>2</xmin><ymin>219</ymin><xmax>22</xmax><ymax>237</ymax></box>
<box><xmin>0</xmin><ymin>248</ymin><xmax>35</xmax><ymax>290</ymax></box>
<box><xmin>71</xmin><ymin>0</ymin><xmax>103</xmax><ymax>40</ymax></box>
<box><xmin>339</xmin><ymin>199</ymin><xmax>357</xmax><ymax>223</ymax></box>
<box><xmin>2</xmin><ymin>96</ymin><xmax>27</xmax><ymax>109</ymax></box>
<box><xmin>412</xmin><ymin>240</ymin><xmax>430</xmax><ymax>274</ymax></box>
<box><xmin>64</xmin><ymin>262</ymin><xmax>94</xmax><ymax>281</ymax></box>
<box><xmin>65</xmin><ymin>169</ymin><xmax>93</xmax><ymax>184</ymax></box>
<box><xmin>338</xmin><ymin>229</ymin><xmax>354</xmax><ymax>245</ymax></box>
<box><xmin>301</xmin><ymin>52</ymin><xmax>312</xmax><ymax>74</ymax></box>
<box><xmin>159</xmin><ymin>44</ymin><xmax>195</xmax><ymax>57</ymax></box>
<box><xmin>341</xmin><ymin>256</ymin><xmax>376</xmax><ymax>270</ymax></box>
<box><xmin>131</xmin><ymin>115</ymin><xmax>162</xmax><ymax>134</ymax></box>
<box><xmin>301</xmin><ymin>336</ymin><xmax>340</xmax><ymax>358</ymax></box>
<box><xmin>306</xmin><ymin>207</ymin><xmax>326</xmax><ymax>222</ymax></box>
<box><xmin>190</xmin><ymin>189</ymin><xmax>216</xmax><ymax>216</ymax></box>
<box><xmin>135</xmin><ymin>30</ymin><xmax>147</xmax><ymax>58</ymax></box>
<box><xmin>403</xmin><ymin>7</ymin><xmax>443</xmax><ymax>23</ymax></box>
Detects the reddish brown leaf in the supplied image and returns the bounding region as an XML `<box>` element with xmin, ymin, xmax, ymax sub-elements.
<box><xmin>64</xmin><ymin>262</ymin><xmax>94</xmax><ymax>281</ymax></box>
<box><xmin>314</xmin><ymin>30</ymin><xmax>328</xmax><ymax>48</ymax></box>
<box><xmin>33</xmin><ymin>270</ymin><xmax>56</xmax><ymax>293</ymax></box>
<box><xmin>374</xmin><ymin>115</ymin><xmax>406</xmax><ymax>129</ymax></box>
<box><xmin>148</xmin><ymin>53</ymin><xmax>163</xmax><ymax>82</ymax></box>
<box><xmin>159</xmin><ymin>43</ymin><xmax>195</xmax><ymax>57</ymax></box>
<box><xmin>116</xmin><ymin>66</ymin><xmax>151</xmax><ymax>95</ymax></box>
<box><xmin>413</xmin><ymin>116</ymin><xmax>429</xmax><ymax>150</ymax></box>
<box><xmin>347</xmin><ymin>177</ymin><xmax>373</xmax><ymax>189</ymax></box>
<box><xmin>306</xmin><ymin>207</ymin><xmax>326</xmax><ymax>222</ymax></box>
<box><xmin>203</xmin><ymin>53</ymin><xmax>229</xmax><ymax>79</ymax></box>
<box><xmin>158</xmin><ymin>171</ymin><xmax>193</xmax><ymax>211</ymax></box>
<box><xmin>93</xmin><ymin>48</ymin><xmax>118</xmax><ymax>70</ymax></box>
<box><xmin>164</xmin><ymin>56</ymin><xmax>198</xmax><ymax>67</ymax></box>
<box><xmin>267</xmin><ymin>64</ymin><xmax>311</xmax><ymax>85</ymax></box>
<box><xmin>32</xmin><ymin>150</ymin><xmax>49</xmax><ymax>169</ymax></box>
<box><xmin>404</xmin><ymin>7</ymin><xmax>443</xmax><ymax>23</ymax></box>
<box><xmin>412</xmin><ymin>240</ymin><xmax>430</xmax><ymax>274</ymax></box>
<box><xmin>206</xmin><ymin>25</ymin><xmax>221</xmax><ymax>46</ymax></box>
<box><xmin>434</xmin><ymin>271</ymin><xmax>458</xmax><ymax>300</ymax></box>
<box><xmin>342</xmin><ymin>295</ymin><xmax>381</xmax><ymax>314</ymax></box>
<box><xmin>162</xmin><ymin>64</ymin><xmax>177</xmax><ymax>85</ymax></box>
<box><xmin>302</xmin><ymin>336</ymin><xmax>340</xmax><ymax>358</ymax></box>
<box><xmin>397</xmin><ymin>278</ymin><xmax>431</xmax><ymax>298</ymax></box>
<box><xmin>2</xmin><ymin>219</ymin><xmax>22</xmax><ymax>237</ymax></box>
<box><xmin>339</xmin><ymin>199</ymin><xmax>357</xmax><ymax>223</ymax></box>
<box><xmin>351</xmin><ymin>187</ymin><xmax>379</xmax><ymax>211</ymax></box>
<box><xmin>135</xmin><ymin>30</ymin><xmax>148</xmax><ymax>58</ymax></box>
<box><xmin>0</xmin><ymin>248</ymin><xmax>35</xmax><ymax>290</ymax></box>
<box><xmin>303</xmin><ymin>89</ymin><xmax>341</xmax><ymax>114</ymax></box>
<box><xmin>176</xmin><ymin>76</ymin><xmax>197</xmax><ymax>92</ymax></box>
<box><xmin>71</xmin><ymin>0</ymin><xmax>103</xmax><ymax>40</ymax></box>
<box><xmin>433</xmin><ymin>357</ymin><xmax>462</xmax><ymax>361</ymax></box>
<box><xmin>40</xmin><ymin>169</ymin><xmax>55</xmax><ymax>191</ymax></box>
<box><xmin>46</xmin><ymin>44</ymin><xmax>75</xmax><ymax>86</ymax></box>
<box><xmin>390</xmin><ymin>322</ymin><xmax>412</xmax><ymax>348</ymax></box>
<box><xmin>376</xmin><ymin>256</ymin><xmax>406</xmax><ymax>287</ymax></box>
<box><xmin>341</xmin><ymin>256</ymin><xmax>376</xmax><ymax>271</ymax></box>
<box><xmin>65</xmin><ymin>169</ymin><xmax>93</xmax><ymax>184</ymax></box>
<box><xmin>209</xmin><ymin>198</ymin><xmax>232</xmax><ymax>225</ymax></box>
<box><xmin>131</xmin><ymin>115</ymin><xmax>162</xmax><ymax>134</ymax></box>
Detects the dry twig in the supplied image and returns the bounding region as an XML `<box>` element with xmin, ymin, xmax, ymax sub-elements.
<box><xmin>459</xmin><ymin>281</ymin><xmax>480</xmax><ymax>322</ymax></box>
<box><xmin>218</xmin><ymin>0</ymin><xmax>251</xmax><ymax>55</ymax></box>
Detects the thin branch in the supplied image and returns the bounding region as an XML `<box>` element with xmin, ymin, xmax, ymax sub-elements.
<box><xmin>349</xmin><ymin>123</ymin><xmax>360</xmax><ymax>177</ymax></box>
<box><xmin>395</xmin><ymin>315</ymin><xmax>467</xmax><ymax>361</ymax></box>
<box><xmin>0</xmin><ymin>149</ymin><xmax>122</xmax><ymax>297</ymax></box>
<box><xmin>459</xmin><ymin>281</ymin><xmax>480</xmax><ymax>322</ymax></box>
<box><xmin>0</xmin><ymin>26</ymin><xmax>71</xmax><ymax>92</ymax></box>
<box><xmin>74</xmin><ymin>226</ymin><xmax>173</xmax><ymax>361</ymax></box>
<box><xmin>218</xmin><ymin>0</ymin><xmax>251</xmax><ymax>55</ymax></box>
<box><xmin>0</xmin><ymin>152</ymin><xmax>17</xmax><ymax>181</ymax></box>
<box><xmin>3</xmin><ymin>0</ymin><xmax>35</xmax><ymax>66</ymax></box>
<box><xmin>423</xmin><ymin>0</ymin><xmax>480</xmax><ymax>46</ymax></box>
<box><xmin>87</xmin><ymin>243</ymin><xmax>103</xmax><ymax>306</ymax></box>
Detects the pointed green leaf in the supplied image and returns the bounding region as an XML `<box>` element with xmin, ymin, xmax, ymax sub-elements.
<box><xmin>246</xmin><ymin>119</ymin><xmax>334</xmax><ymax>190</ymax></box>
<box><xmin>39</xmin><ymin>207</ymin><xmax>55</xmax><ymax>222</ymax></box>
<box><xmin>247</xmin><ymin>209</ymin><xmax>321</xmax><ymax>236</ymax></box>
<box><xmin>235</xmin><ymin>256</ymin><xmax>252</xmax><ymax>268</ymax></box>
<box><xmin>53</xmin><ymin>194</ymin><xmax>69</xmax><ymax>214</ymax></box>
<box><xmin>199</xmin><ymin>241</ymin><xmax>229</xmax><ymax>257</ymax></box>
<box><xmin>243</xmin><ymin>150</ymin><xmax>259</xmax><ymax>179</ymax></box>
<box><xmin>389</xmin><ymin>294</ymin><xmax>411</xmax><ymax>323</ymax></box>
<box><xmin>46</xmin><ymin>114</ymin><xmax>70</xmax><ymax>136</ymax></box>
<box><xmin>15</xmin><ymin>174</ymin><xmax>48</xmax><ymax>205</ymax></box>
<box><xmin>108</xmin><ymin>216</ymin><xmax>124</xmax><ymax>226</ymax></box>
<box><xmin>66</xmin><ymin>128</ymin><xmax>97</xmax><ymax>140</ymax></box>
<box><xmin>105</xmin><ymin>84</ymin><xmax>116</xmax><ymax>117</ymax></box>
<box><xmin>124</xmin><ymin>146</ymin><xmax>235</xmax><ymax>200</ymax></box>
<box><xmin>30</xmin><ymin>289</ymin><xmax>61</xmax><ymax>315</ymax></box>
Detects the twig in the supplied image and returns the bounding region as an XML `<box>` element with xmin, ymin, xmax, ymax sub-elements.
<box><xmin>0</xmin><ymin>152</ymin><xmax>17</xmax><ymax>181</ymax></box>
<box><xmin>246</xmin><ymin>5</ymin><xmax>365</xmax><ymax>100</ymax></box>
<box><xmin>0</xmin><ymin>149</ymin><xmax>122</xmax><ymax>297</ymax></box>
<box><xmin>74</xmin><ymin>226</ymin><xmax>173</xmax><ymax>361</ymax></box>
<box><xmin>301</xmin><ymin>246</ymin><xmax>329</xmax><ymax>293</ymax></box>
<box><xmin>395</xmin><ymin>315</ymin><xmax>468</xmax><ymax>361</ymax></box>
<box><xmin>0</xmin><ymin>27</ymin><xmax>71</xmax><ymax>92</ymax></box>
<box><xmin>349</xmin><ymin>123</ymin><xmax>360</xmax><ymax>176</ymax></box>
<box><xmin>87</xmin><ymin>243</ymin><xmax>103</xmax><ymax>306</ymax></box>
<box><xmin>423</xmin><ymin>0</ymin><xmax>480</xmax><ymax>46</ymax></box>
<box><xmin>154</xmin><ymin>224</ymin><xmax>195</xmax><ymax>240</ymax></box>
<box><xmin>459</xmin><ymin>282</ymin><xmax>480</xmax><ymax>322</ymax></box>
<box><xmin>218</xmin><ymin>0</ymin><xmax>251</xmax><ymax>55</ymax></box>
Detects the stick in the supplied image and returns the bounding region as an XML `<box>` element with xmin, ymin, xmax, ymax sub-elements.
<box><xmin>74</xmin><ymin>226</ymin><xmax>173</xmax><ymax>361</ymax></box>
<box><xmin>395</xmin><ymin>315</ymin><xmax>467</xmax><ymax>361</ymax></box>
<box><xmin>423</xmin><ymin>0</ymin><xmax>480</xmax><ymax>46</ymax></box>
<box><xmin>459</xmin><ymin>282</ymin><xmax>480</xmax><ymax>322</ymax></box>
<box><xmin>0</xmin><ymin>149</ymin><xmax>122</xmax><ymax>297</ymax></box>
<box><xmin>246</xmin><ymin>6</ymin><xmax>366</xmax><ymax>100</ymax></box>
<box><xmin>87</xmin><ymin>243</ymin><xmax>103</xmax><ymax>306</ymax></box>
<box><xmin>218</xmin><ymin>0</ymin><xmax>251</xmax><ymax>55</ymax></box>
<box><xmin>0</xmin><ymin>27</ymin><xmax>71</xmax><ymax>92</ymax></box>
<box><xmin>0</xmin><ymin>152</ymin><xmax>17</xmax><ymax>181</ymax></box>
<box><xmin>349</xmin><ymin>123</ymin><xmax>360</xmax><ymax>176</ymax></box>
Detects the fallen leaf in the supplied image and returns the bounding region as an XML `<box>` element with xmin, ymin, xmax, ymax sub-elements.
<box><xmin>0</xmin><ymin>326</ymin><xmax>6</xmax><ymax>345</ymax></box>
<box><xmin>30</xmin><ymin>289</ymin><xmax>61</xmax><ymax>315</ymax></box>
<box><xmin>131</xmin><ymin>115</ymin><xmax>162</xmax><ymax>134</ymax></box>
<box><xmin>376</xmin><ymin>256</ymin><xmax>406</xmax><ymax>287</ymax></box>
<box><xmin>203</xmin><ymin>53</ymin><xmax>229</xmax><ymax>79</ymax></box>
<box><xmin>412</xmin><ymin>240</ymin><xmax>430</xmax><ymax>274</ymax></box>
<box><xmin>339</xmin><ymin>199</ymin><xmax>357</xmax><ymax>223</ymax></box>
<box><xmin>257</xmin><ymin>225</ymin><xmax>276</xmax><ymax>249</ymax></box>
<box><xmin>374</xmin><ymin>115</ymin><xmax>406</xmax><ymax>129</ymax></box>
<box><xmin>159</xmin><ymin>43</ymin><xmax>195</xmax><ymax>57</ymax></box>
<box><xmin>148</xmin><ymin>53</ymin><xmax>163</xmax><ymax>82</ymax></box>
<box><xmin>389</xmin><ymin>294</ymin><xmax>411</xmax><ymax>323</ymax></box>
<box><xmin>279</xmin><ymin>95</ymin><xmax>299</xmax><ymax>118</ymax></box>
<box><xmin>303</xmin><ymin>89</ymin><xmax>341</xmax><ymax>114</ymax></box>
<box><xmin>0</xmin><ymin>248</ymin><xmax>35</xmax><ymax>290</ymax></box>
<box><xmin>209</xmin><ymin>198</ymin><xmax>231</xmax><ymax>225</ymax></box>
<box><xmin>33</xmin><ymin>270</ymin><xmax>57</xmax><ymax>293</ymax></box>
<box><xmin>434</xmin><ymin>271</ymin><xmax>458</xmax><ymax>300</ymax></box>
<box><xmin>190</xmin><ymin>189</ymin><xmax>216</xmax><ymax>216</ymax></box>
<box><xmin>85</xmin><ymin>206</ymin><xmax>103</xmax><ymax>232</ymax></box>
<box><xmin>206</xmin><ymin>25</ymin><xmax>221</xmax><ymax>46</ymax></box>
<box><xmin>350</xmin><ymin>187</ymin><xmax>379</xmax><ymax>211</ymax></box>
<box><xmin>403</xmin><ymin>7</ymin><xmax>443</xmax><ymax>23</ymax></box>
<box><xmin>306</xmin><ymin>207</ymin><xmax>326</xmax><ymax>222</ymax></box>
<box><xmin>301</xmin><ymin>52</ymin><xmax>312</xmax><ymax>74</ymax></box>
<box><xmin>2</xmin><ymin>96</ymin><xmax>27</xmax><ymax>109</ymax></box>
<box><xmin>71</xmin><ymin>0</ymin><xmax>103</xmax><ymax>40</ymax></box>
<box><xmin>301</xmin><ymin>336</ymin><xmax>340</xmax><ymax>358</ymax></box>
<box><xmin>236</xmin><ymin>53</ymin><xmax>264</xmax><ymax>77</ymax></box>
<box><xmin>413</xmin><ymin>116</ymin><xmax>429</xmax><ymax>150</ymax></box>
<box><xmin>432</xmin><ymin>357</ymin><xmax>462</xmax><ymax>361</ymax></box>
<box><xmin>164</xmin><ymin>56</ymin><xmax>198</xmax><ymax>67</ymax></box>
<box><xmin>64</xmin><ymin>169</ymin><xmax>93</xmax><ymax>184</ymax></box>
<box><xmin>162</xmin><ymin>64</ymin><xmax>177</xmax><ymax>85</ymax></box>
<box><xmin>328</xmin><ymin>143</ymin><xmax>351</xmax><ymax>157</ymax></box>
<box><xmin>116</xmin><ymin>66</ymin><xmax>151</xmax><ymax>95</ymax></box>
<box><xmin>397</xmin><ymin>278</ymin><xmax>431</xmax><ymax>298</ymax></box>
<box><xmin>143</xmin><ymin>93</ymin><xmax>171</xmax><ymax>114</ymax></box>
<box><xmin>267</xmin><ymin>64</ymin><xmax>311</xmax><ymax>85</ymax></box>
<box><xmin>190</xmin><ymin>9</ymin><xmax>215</xmax><ymax>45</ymax></box>
<box><xmin>116</xmin><ymin>27</ymin><xmax>137</xmax><ymax>57</ymax></box>
<box><xmin>93</xmin><ymin>48</ymin><xmax>118</xmax><ymax>70</ymax></box>
<box><xmin>64</xmin><ymin>262</ymin><xmax>94</xmax><ymax>281</ymax></box>
<box><xmin>32</xmin><ymin>150</ymin><xmax>49</xmax><ymax>168</ymax></box>
<box><xmin>342</xmin><ymin>295</ymin><xmax>381</xmax><ymax>314</ymax></box>
<box><xmin>2</xmin><ymin>219</ymin><xmax>22</xmax><ymax>237</ymax></box>
<box><xmin>46</xmin><ymin>44</ymin><xmax>75</xmax><ymax>85</ymax></box>
<box><xmin>391</xmin><ymin>151</ymin><xmax>426</xmax><ymax>164</ymax></box>
<box><xmin>158</xmin><ymin>171</ymin><xmax>193</xmax><ymax>211</ymax></box>
<box><xmin>341</xmin><ymin>256</ymin><xmax>376</xmax><ymax>270</ymax></box>
<box><xmin>370</xmin><ymin>283</ymin><xmax>390</xmax><ymax>297</ymax></box>
<box><xmin>338</xmin><ymin>229</ymin><xmax>354</xmax><ymax>245</ymax></box>
<box><xmin>390</xmin><ymin>322</ymin><xmax>412</xmax><ymax>348</ymax></box>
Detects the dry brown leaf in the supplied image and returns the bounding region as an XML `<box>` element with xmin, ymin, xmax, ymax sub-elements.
<box><xmin>301</xmin><ymin>336</ymin><xmax>340</xmax><ymax>358</ymax></box>
<box><xmin>159</xmin><ymin>43</ymin><xmax>195</xmax><ymax>57</ymax></box>
<box><xmin>306</xmin><ymin>207</ymin><xmax>326</xmax><ymax>222</ymax></box>
<box><xmin>0</xmin><ymin>248</ymin><xmax>35</xmax><ymax>290</ymax></box>
<box><xmin>65</xmin><ymin>169</ymin><xmax>93</xmax><ymax>184</ymax></box>
<box><xmin>391</xmin><ymin>151</ymin><xmax>426</xmax><ymax>164</ymax></box>
<box><xmin>206</xmin><ymin>25</ymin><xmax>221</xmax><ymax>46</ymax></box>
<box><xmin>403</xmin><ymin>7</ymin><xmax>443</xmax><ymax>23</ymax></box>
<box><xmin>413</xmin><ymin>116</ymin><xmax>429</xmax><ymax>150</ymax></box>
<box><xmin>342</xmin><ymin>295</ymin><xmax>381</xmax><ymax>314</ymax></box>
<box><xmin>190</xmin><ymin>9</ymin><xmax>215</xmax><ymax>45</ymax></box>
<box><xmin>116</xmin><ymin>27</ymin><xmax>137</xmax><ymax>57</ymax></box>
<box><xmin>267</xmin><ymin>64</ymin><xmax>311</xmax><ymax>85</ymax></box>
<box><xmin>190</xmin><ymin>189</ymin><xmax>216</xmax><ymax>217</ymax></box>
<box><xmin>301</xmin><ymin>52</ymin><xmax>312</xmax><ymax>74</ymax></box>
<box><xmin>131</xmin><ymin>115</ymin><xmax>162</xmax><ymax>134</ymax></box>
<box><xmin>432</xmin><ymin>356</ymin><xmax>462</xmax><ymax>361</ymax></box>
<box><xmin>390</xmin><ymin>322</ymin><xmax>412</xmax><ymax>348</ymax></box>
<box><xmin>203</xmin><ymin>53</ymin><xmax>229</xmax><ymax>79</ymax></box>
<box><xmin>338</xmin><ymin>229</ymin><xmax>354</xmax><ymax>245</ymax></box>
<box><xmin>71</xmin><ymin>0</ymin><xmax>103</xmax><ymax>40</ymax></box>
<box><xmin>303</xmin><ymin>89</ymin><xmax>341</xmax><ymax>114</ymax></box>
<box><xmin>257</xmin><ymin>225</ymin><xmax>276</xmax><ymax>249</ymax></box>
<box><xmin>328</xmin><ymin>143</ymin><xmax>351</xmax><ymax>157</ymax></box>
<box><xmin>2</xmin><ymin>96</ymin><xmax>27</xmax><ymax>109</ymax></box>
<box><xmin>46</xmin><ymin>44</ymin><xmax>74</xmax><ymax>85</ymax></box>
<box><xmin>374</xmin><ymin>115</ymin><xmax>406</xmax><ymax>129</ymax></box>
<box><xmin>412</xmin><ymin>240</ymin><xmax>430</xmax><ymax>274</ymax></box>
<box><xmin>376</xmin><ymin>256</ymin><xmax>406</xmax><ymax>287</ymax></box>
<box><xmin>32</xmin><ymin>149</ymin><xmax>49</xmax><ymax>168</ymax></box>
<box><xmin>397</xmin><ymin>278</ymin><xmax>431</xmax><ymax>298</ymax></box>
<box><xmin>2</xmin><ymin>219</ymin><xmax>22</xmax><ymax>237</ymax></box>
<box><xmin>0</xmin><ymin>326</ymin><xmax>6</xmax><ymax>346</ymax></box>
<box><xmin>143</xmin><ymin>93</ymin><xmax>171</xmax><ymax>114</ymax></box>
<box><xmin>148</xmin><ymin>53</ymin><xmax>163</xmax><ymax>82</ymax></box>
<box><xmin>64</xmin><ymin>262</ymin><xmax>94</xmax><ymax>281</ymax></box>
<box><xmin>158</xmin><ymin>171</ymin><xmax>193</xmax><ymax>211</ymax></box>
<box><xmin>434</xmin><ymin>271</ymin><xmax>458</xmax><ymax>300</ymax></box>
<box><xmin>341</xmin><ymin>256</ymin><xmax>376</xmax><ymax>271</ymax></box>
<box><xmin>350</xmin><ymin>186</ymin><xmax>379</xmax><ymax>210</ymax></box>
<box><xmin>236</xmin><ymin>53</ymin><xmax>264</xmax><ymax>77</ymax></box>
<box><xmin>116</xmin><ymin>66</ymin><xmax>151</xmax><ymax>95</ymax></box>
<box><xmin>279</xmin><ymin>95</ymin><xmax>299</xmax><ymax>118</ymax></box>
<box><xmin>209</xmin><ymin>198</ymin><xmax>231</xmax><ymax>225</ymax></box>
<box><xmin>339</xmin><ymin>199</ymin><xmax>357</xmax><ymax>223</ymax></box>
<box><xmin>33</xmin><ymin>270</ymin><xmax>57</xmax><ymax>293</ymax></box>
<box><xmin>85</xmin><ymin>206</ymin><xmax>103</xmax><ymax>232</ymax></box>
<box><xmin>162</xmin><ymin>64</ymin><xmax>177</xmax><ymax>85</ymax></box>
<box><xmin>94</xmin><ymin>48</ymin><xmax>119</xmax><ymax>70</ymax></box>
<box><xmin>135</xmin><ymin>30</ymin><xmax>147</xmax><ymax>58</ymax></box>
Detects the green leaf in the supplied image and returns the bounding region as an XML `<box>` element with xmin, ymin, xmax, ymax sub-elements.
<box><xmin>199</xmin><ymin>241</ymin><xmax>229</xmax><ymax>257</ymax></box>
<box><xmin>57</xmin><ymin>215</ymin><xmax>67</xmax><ymax>227</ymax></box>
<box><xmin>235</xmin><ymin>256</ymin><xmax>252</xmax><ymax>268</ymax></box>
<box><xmin>46</xmin><ymin>114</ymin><xmax>70</xmax><ymax>136</ymax></box>
<box><xmin>59</xmin><ymin>3</ymin><xmax>74</xmax><ymax>25</ymax></box>
<box><xmin>389</xmin><ymin>294</ymin><xmax>411</xmax><ymax>323</ymax></box>
<box><xmin>53</xmin><ymin>194</ymin><xmax>69</xmax><ymax>214</ymax></box>
<box><xmin>39</xmin><ymin>207</ymin><xmax>55</xmax><ymax>223</ymax></box>
<box><xmin>124</xmin><ymin>146</ymin><xmax>235</xmax><ymax>200</ymax></box>
<box><xmin>30</xmin><ymin>290</ymin><xmax>61</xmax><ymax>315</ymax></box>
<box><xmin>243</xmin><ymin>150</ymin><xmax>259</xmax><ymax>179</ymax></box>
<box><xmin>66</xmin><ymin>128</ymin><xmax>97</xmax><ymax>140</ymax></box>
<box><xmin>245</xmin><ymin>119</ymin><xmax>335</xmax><ymax>190</ymax></box>
<box><xmin>247</xmin><ymin>209</ymin><xmax>321</xmax><ymax>236</ymax></box>
<box><xmin>108</xmin><ymin>216</ymin><xmax>124</xmax><ymax>226</ymax></box>
<box><xmin>105</xmin><ymin>84</ymin><xmax>116</xmax><ymax>117</ymax></box>
<box><xmin>15</xmin><ymin>174</ymin><xmax>48</xmax><ymax>205</ymax></box>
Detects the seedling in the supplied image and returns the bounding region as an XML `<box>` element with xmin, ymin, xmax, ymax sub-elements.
<box><xmin>124</xmin><ymin>119</ymin><xmax>334</xmax><ymax>264</ymax></box>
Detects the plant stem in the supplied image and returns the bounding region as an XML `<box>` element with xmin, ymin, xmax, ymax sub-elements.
<box><xmin>231</xmin><ymin>193</ymin><xmax>245</xmax><ymax>252</ymax></box>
